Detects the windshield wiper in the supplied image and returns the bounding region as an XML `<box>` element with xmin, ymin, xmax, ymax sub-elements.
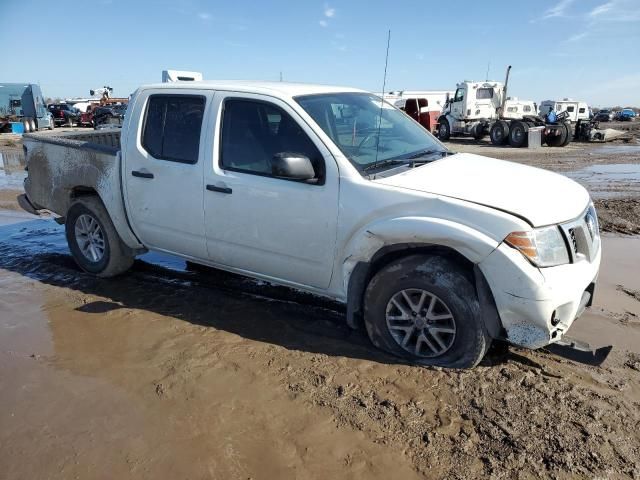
<box><xmin>362</xmin><ymin>159</ymin><xmax>406</xmax><ymax>172</ymax></box>
<box><xmin>406</xmin><ymin>149</ymin><xmax>449</xmax><ymax>160</ymax></box>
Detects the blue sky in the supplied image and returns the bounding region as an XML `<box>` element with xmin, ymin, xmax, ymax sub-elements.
<box><xmin>1</xmin><ymin>0</ymin><xmax>639</xmax><ymax>107</ymax></box>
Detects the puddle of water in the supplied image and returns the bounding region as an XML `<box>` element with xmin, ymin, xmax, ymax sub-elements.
<box><xmin>590</xmin><ymin>144</ymin><xmax>640</xmax><ymax>155</ymax></box>
<box><xmin>0</xmin><ymin>149</ymin><xmax>27</xmax><ymax>189</ymax></box>
<box><xmin>564</xmin><ymin>162</ymin><xmax>640</xmax><ymax>198</ymax></box>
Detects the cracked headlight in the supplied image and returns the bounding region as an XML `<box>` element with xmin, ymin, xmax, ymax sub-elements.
<box><xmin>505</xmin><ymin>226</ymin><xmax>570</xmax><ymax>268</ymax></box>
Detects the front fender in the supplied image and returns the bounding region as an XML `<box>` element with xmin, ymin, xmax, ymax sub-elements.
<box><xmin>341</xmin><ymin>216</ymin><xmax>500</xmax><ymax>293</ymax></box>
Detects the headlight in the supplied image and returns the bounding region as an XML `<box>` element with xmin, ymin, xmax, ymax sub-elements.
<box><xmin>505</xmin><ymin>226</ymin><xmax>570</xmax><ymax>267</ymax></box>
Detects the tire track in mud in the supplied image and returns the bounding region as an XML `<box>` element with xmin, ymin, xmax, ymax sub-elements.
<box><xmin>1</xmin><ymin>228</ymin><xmax>640</xmax><ymax>478</ymax></box>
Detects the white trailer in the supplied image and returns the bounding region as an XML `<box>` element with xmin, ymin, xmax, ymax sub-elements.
<box><xmin>384</xmin><ymin>90</ymin><xmax>453</xmax><ymax>112</ymax></box>
<box><xmin>539</xmin><ymin>99</ymin><xmax>590</xmax><ymax>123</ymax></box>
<box><xmin>161</xmin><ymin>70</ymin><xmax>203</xmax><ymax>83</ymax></box>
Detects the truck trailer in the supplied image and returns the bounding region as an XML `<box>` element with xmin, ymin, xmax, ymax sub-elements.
<box><xmin>0</xmin><ymin>83</ymin><xmax>54</xmax><ymax>133</ymax></box>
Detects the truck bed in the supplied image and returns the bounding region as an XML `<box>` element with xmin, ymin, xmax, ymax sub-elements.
<box><xmin>22</xmin><ymin>129</ymin><xmax>143</xmax><ymax>250</ymax></box>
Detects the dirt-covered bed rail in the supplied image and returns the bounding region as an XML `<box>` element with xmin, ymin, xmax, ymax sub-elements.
<box><xmin>23</xmin><ymin>129</ymin><xmax>121</xmax><ymax>154</ymax></box>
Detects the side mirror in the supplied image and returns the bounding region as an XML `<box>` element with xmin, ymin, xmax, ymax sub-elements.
<box><xmin>271</xmin><ymin>152</ymin><xmax>316</xmax><ymax>181</ymax></box>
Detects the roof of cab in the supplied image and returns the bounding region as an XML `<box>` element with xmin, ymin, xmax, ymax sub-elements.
<box><xmin>136</xmin><ymin>80</ymin><xmax>367</xmax><ymax>98</ymax></box>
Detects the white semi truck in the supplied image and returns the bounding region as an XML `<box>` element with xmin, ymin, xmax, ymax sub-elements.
<box><xmin>437</xmin><ymin>66</ymin><xmax>572</xmax><ymax>148</ymax></box>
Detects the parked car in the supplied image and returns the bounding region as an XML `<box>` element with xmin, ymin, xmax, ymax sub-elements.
<box><xmin>616</xmin><ymin>109</ymin><xmax>637</xmax><ymax>121</ymax></box>
<box><xmin>93</xmin><ymin>103</ymin><xmax>127</xmax><ymax>129</ymax></box>
<box><xmin>48</xmin><ymin>103</ymin><xmax>79</xmax><ymax>127</ymax></box>
<box><xmin>20</xmin><ymin>81</ymin><xmax>601</xmax><ymax>369</ymax></box>
<box><xmin>594</xmin><ymin>109</ymin><xmax>613</xmax><ymax>122</ymax></box>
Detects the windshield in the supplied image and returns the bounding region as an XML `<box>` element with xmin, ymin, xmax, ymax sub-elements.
<box><xmin>295</xmin><ymin>92</ymin><xmax>446</xmax><ymax>172</ymax></box>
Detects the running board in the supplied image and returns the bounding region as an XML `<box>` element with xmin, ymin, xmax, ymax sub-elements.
<box><xmin>544</xmin><ymin>337</ymin><xmax>612</xmax><ymax>366</ymax></box>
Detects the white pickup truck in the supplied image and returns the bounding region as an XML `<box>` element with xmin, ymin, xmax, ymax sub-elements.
<box><xmin>20</xmin><ymin>81</ymin><xmax>601</xmax><ymax>368</ymax></box>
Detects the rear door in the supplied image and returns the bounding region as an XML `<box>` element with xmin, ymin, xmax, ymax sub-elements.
<box><xmin>123</xmin><ymin>89</ymin><xmax>211</xmax><ymax>259</ymax></box>
<box><xmin>202</xmin><ymin>92</ymin><xmax>339</xmax><ymax>289</ymax></box>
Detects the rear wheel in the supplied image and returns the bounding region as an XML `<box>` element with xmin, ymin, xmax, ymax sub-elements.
<box><xmin>65</xmin><ymin>196</ymin><xmax>134</xmax><ymax>277</ymax></box>
<box><xmin>561</xmin><ymin>121</ymin><xmax>573</xmax><ymax>146</ymax></box>
<box><xmin>472</xmin><ymin>122</ymin><xmax>486</xmax><ymax>140</ymax></box>
<box><xmin>363</xmin><ymin>254</ymin><xmax>490</xmax><ymax>369</ymax></box>
<box><xmin>28</xmin><ymin>118</ymin><xmax>37</xmax><ymax>132</ymax></box>
<box><xmin>67</xmin><ymin>116</ymin><xmax>74</xmax><ymax>127</ymax></box>
<box><xmin>22</xmin><ymin>119</ymin><xmax>31</xmax><ymax>133</ymax></box>
<box><xmin>546</xmin><ymin>126</ymin><xmax>567</xmax><ymax>147</ymax></box>
<box><xmin>438</xmin><ymin>118</ymin><xmax>451</xmax><ymax>141</ymax></box>
<box><xmin>508</xmin><ymin>120</ymin><xmax>528</xmax><ymax>148</ymax></box>
<box><xmin>489</xmin><ymin>120</ymin><xmax>509</xmax><ymax>145</ymax></box>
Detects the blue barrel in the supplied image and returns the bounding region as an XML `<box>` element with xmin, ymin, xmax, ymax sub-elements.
<box><xmin>10</xmin><ymin>122</ymin><xmax>25</xmax><ymax>134</ymax></box>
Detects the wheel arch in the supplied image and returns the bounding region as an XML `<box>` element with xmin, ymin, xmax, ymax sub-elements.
<box><xmin>342</xmin><ymin>219</ymin><xmax>503</xmax><ymax>338</ymax></box>
<box><xmin>67</xmin><ymin>185</ymin><xmax>144</xmax><ymax>253</ymax></box>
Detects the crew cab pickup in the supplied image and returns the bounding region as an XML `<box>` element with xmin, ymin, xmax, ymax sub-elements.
<box><xmin>20</xmin><ymin>81</ymin><xmax>601</xmax><ymax>368</ymax></box>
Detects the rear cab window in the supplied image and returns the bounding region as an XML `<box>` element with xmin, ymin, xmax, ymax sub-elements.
<box><xmin>142</xmin><ymin>94</ymin><xmax>205</xmax><ymax>164</ymax></box>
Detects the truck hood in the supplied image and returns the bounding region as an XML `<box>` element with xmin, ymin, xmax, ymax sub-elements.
<box><xmin>374</xmin><ymin>153</ymin><xmax>590</xmax><ymax>227</ymax></box>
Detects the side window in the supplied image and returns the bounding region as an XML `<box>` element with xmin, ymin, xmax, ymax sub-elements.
<box><xmin>578</xmin><ymin>107</ymin><xmax>586</xmax><ymax>113</ymax></box>
<box><xmin>220</xmin><ymin>99</ymin><xmax>324</xmax><ymax>182</ymax></box>
<box><xmin>567</xmin><ymin>106</ymin><xmax>575</xmax><ymax>113</ymax></box>
<box><xmin>507</xmin><ymin>106</ymin><xmax>518</xmax><ymax>113</ymax></box>
<box><xmin>476</xmin><ymin>88</ymin><xmax>494</xmax><ymax>99</ymax></box>
<box><xmin>523</xmin><ymin>105</ymin><xmax>532</xmax><ymax>112</ymax></box>
<box><xmin>453</xmin><ymin>88</ymin><xmax>464</xmax><ymax>102</ymax></box>
<box><xmin>142</xmin><ymin>94</ymin><xmax>205</xmax><ymax>164</ymax></box>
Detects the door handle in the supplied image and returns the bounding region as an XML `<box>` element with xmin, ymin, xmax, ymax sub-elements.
<box><xmin>132</xmin><ymin>170</ymin><xmax>154</xmax><ymax>179</ymax></box>
<box><xmin>206</xmin><ymin>184</ymin><xmax>232</xmax><ymax>194</ymax></box>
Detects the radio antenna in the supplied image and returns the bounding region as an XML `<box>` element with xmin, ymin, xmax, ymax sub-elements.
<box><xmin>485</xmin><ymin>61</ymin><xmax>490</xmax><ymax>81</ymax></box>
<box><xmin>374</xmin><ymin>29</ymin><xmax>391</xmax><ymax>167</ymax></box>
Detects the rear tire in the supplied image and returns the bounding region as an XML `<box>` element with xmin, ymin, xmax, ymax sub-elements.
<box><xmin>28</xmin><ymin>118</ymin><xmax>37</xmax><ymax>132</ymax></box>
<box><xmin>561</xmin><ymin>121</ymin><xmax>573</xmax><ymax>146</ymax></box>
<box><xmin>489</xmin><ymin>120</ymin><xmax>509</xmax><ymax>145</ymax></box>
<box><xmin>472</xmin><ymin>122</ymin><xmax>486</xmax><ymax>140</ymax></box>
<box><xmin>363</xmin><ymin>254</ymin><xmax>490</xmax><ymax>369</ymax></box>
<box><xmin>22</xmin><ymin>120</ymin><xmax>31</xmax><ymax>133</ymax></box>
<box><xmin>65</xmin><ymin>196</ymin><xmax>134</xmax><ymax>277</ymax></box>
<box><xmin>438</xmin><ymin>118</ymin><xmax>451</xmax><ymax>141</ymax></box>
<box><xmin>508</xmin><ymin>120</ymin><xmax>528</xmax><ymax>148</ymax></box>
<box><xmin>546</xmin><ymin>126</ymin><xmax>567</xmax><ymax>147</ymax></box>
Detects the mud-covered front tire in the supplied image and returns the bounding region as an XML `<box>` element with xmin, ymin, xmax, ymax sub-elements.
<box><xmin>65</xmin><ymin>196</ymin><xmax>134</xmax><ymax>277</ymax></box>
<box><xmin>363</xmin><ymin>254</ymin><xmax>490</xmax><ymax>369</ymax></box>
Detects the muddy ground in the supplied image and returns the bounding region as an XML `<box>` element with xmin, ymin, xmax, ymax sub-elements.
<box><xmin>1</xmin><ymin>132</ymin><xmax>640</xmax><ymax>479</ymax></box>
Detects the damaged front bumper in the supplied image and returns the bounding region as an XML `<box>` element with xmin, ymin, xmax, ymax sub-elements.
<box><xmin>478</xmin><ymin>240</ymin><xmax>601</xmax><ymax>349</ymax></box>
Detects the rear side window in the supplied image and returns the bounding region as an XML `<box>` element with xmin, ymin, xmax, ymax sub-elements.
<box><xmin>523</xmin><ymin>105</ymin><xmax>532</xmax><ymax>112</ymax></box>
<box><xmin>142</xmin><ymin>94</ymin><xmax>205</xmax><ymax>164</ymax></box>
<box><xmin>567</xmin><ymin>106</ymin><xmax>575</xmax><ymax>112</ymax></box>
<box><xmin>476</xmin><ymin>88</ymin><xmax>494</xmax><ymax>99</ymax></box>
<box><xmin>578</xmin><ymin>107</ymin><xmax>585</xmax><ymax>113</ymax></box>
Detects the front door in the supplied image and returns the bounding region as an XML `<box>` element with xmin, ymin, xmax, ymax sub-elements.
<box><xmin>203</xmin><ymin>93</ymin><xmax>339</xmax><ymax>289</ymax></box>
<box><xmin>123</xmin><ymin>90</ymin><xmax>210</xmax><ymax>259</ymax></box>
<box><xmin>451</xmin><ymin>87</ymin><xmax>465</xmax><ymax>119</ymax></box>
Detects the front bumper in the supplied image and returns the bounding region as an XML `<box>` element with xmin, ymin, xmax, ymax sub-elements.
<box><xmin>478</xmin><ymin>237</ymin><xmax>601</xmax><ymax>349</ymax></box>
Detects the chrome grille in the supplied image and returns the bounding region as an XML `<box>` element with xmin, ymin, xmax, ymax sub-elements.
<box><xmin>568</xmin><ymin>228</ymin><xmax>578</xmax><ymax>254</ymax></box>
<box><xmin>560</xmin><ymin>206</ymin><xmax>600</xmax><ymax>263</ymax></box>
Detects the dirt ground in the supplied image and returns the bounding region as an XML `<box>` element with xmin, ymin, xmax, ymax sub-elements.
<box><xmin>1</xmin><ymin>132</ymin><xmax>640</xmax><ymax>479</ymax></box>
